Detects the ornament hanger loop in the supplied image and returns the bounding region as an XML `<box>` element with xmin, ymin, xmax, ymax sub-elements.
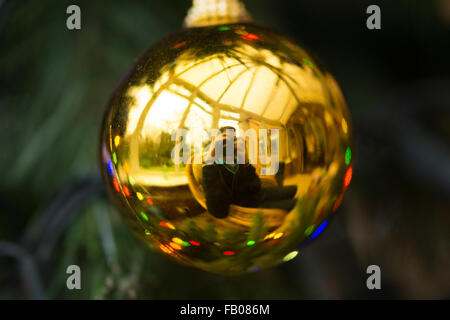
<box><xmin>184</xmin><ymin>0</ymin><xmax>252</xmax><ymax>27</ymax></box>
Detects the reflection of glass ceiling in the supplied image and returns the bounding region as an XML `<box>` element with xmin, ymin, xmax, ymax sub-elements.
<box><xmin>126</xmin><ymin>43</ymin><xmax>327</xmax><ymax>138</ymax></box>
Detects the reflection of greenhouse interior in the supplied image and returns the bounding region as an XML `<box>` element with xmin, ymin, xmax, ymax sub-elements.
<box><xmin>124</xmin><ymin>42</ymin><xmax>333</xmax><ymax>190</ymax></box>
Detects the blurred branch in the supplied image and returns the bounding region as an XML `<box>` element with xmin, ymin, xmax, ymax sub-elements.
<box><xmin>1</xmin><ymin>171</ymin><xmax>106</xmax><ymax>299</ymax></box>
<box><xmin>22</xmin><ymin>172</ymin><xmax>106</xmax><ymax>262</ymax></box>
<box><xmin>0</xmin><ymin>241</ymin><xmax>44</xmax><ymax>299</ymax></box>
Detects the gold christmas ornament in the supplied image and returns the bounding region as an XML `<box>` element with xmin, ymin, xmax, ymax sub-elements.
<box><xmin>100</xmin><ymin>0</ymin><xmax>353</xmax><ymax>275</ymax></box>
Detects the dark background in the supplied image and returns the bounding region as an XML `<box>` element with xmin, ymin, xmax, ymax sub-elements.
<box><xmin>0</xmin><ymin>0</ymin><xmax>449</xmax><ymax>299</ymax></box>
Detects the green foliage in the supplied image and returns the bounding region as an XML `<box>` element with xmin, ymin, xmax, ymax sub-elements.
<box><xmin>203</xmin><ymin>222</ymin><xmax>218</xmax><ymax>243</ymax></box>
<box><xmin>248</xmin><ymin>211</ymin><xmax>268</xmax><ymax>241</ymax></box>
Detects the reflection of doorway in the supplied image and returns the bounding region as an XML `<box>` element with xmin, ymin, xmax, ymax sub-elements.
<box><xmin>285</xmin><ymin>124</ymin><xmax>304</xmax><ymax>176</ymax></box>
<box><xmin>244</xmin><ymin>119</ymin><xmax>287</xmax><ymax>178</ymax></box>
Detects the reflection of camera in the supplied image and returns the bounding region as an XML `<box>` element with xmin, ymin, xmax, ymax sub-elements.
<box><xmin>214</xmin><ymin>126</ymin><xmax>238</xmax><ymax>162</ymax></box>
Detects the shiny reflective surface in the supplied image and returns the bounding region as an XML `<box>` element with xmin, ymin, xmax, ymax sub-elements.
<box><xmin>100</xmin><ymin>23</ymin><xmax>353</xmax><ymax>275</ymax></box>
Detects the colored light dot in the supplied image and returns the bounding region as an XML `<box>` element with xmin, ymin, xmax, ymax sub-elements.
<box><xmin>146</xmin><ymin>198</ymin><xmax>153</xmax><ymax>206</ymax></box>
<box><xmin>112</xmin><ymin>152</ymin><xmax>118</xmax><ymax>164</ymax></box>
<box><xmin>136</xmin><ymin>192</ymin><xmax>143</xmax><ymax>200</ymax></box>
<box><xmin>311</xmin><ymin>220</ymin><xmax>328</xmax><ymax>239</ymax></box>
<box><xmin>122</xmin><ymin>185</ymin><xmax>130</xmax><ymax>197</ymax></box>
<box><xmin>113</xmin><ymin>178</ymin><xmax>120</xmax><ymax>192</ymax></box>
<box><xmin>189</xmin><ymin>241</ymin><xmax>200</xmax><ymax>246</ymax></box>
<box><xmin>114</xmin><ymin>135</ymin><xmax>120</xmax><ymax>147</ymax></box>
<box><xmin>173</xmin><ymin>41</ymin><xmax>187</xmax><ymax>49</ymax></box>
<box><xmin>283</xmin><ymin>251</ymin><xmax>299</xmax><ymax>262</ymax></box>
<box><xmin>241</xmin><ymin>33</ymin><xmax>259</xmax><ymax>40</ymax></box>
<box><xmin>345</xmin><ymin>147</ymin><xmax>352</xmax><ymax>166</ymax></box>
<box><xmin>273</xmin><ymin>233</ymin><xmax>284</xmax><ymax>239</ymax></box>
<box><xmin>302</xmin><ymin>58</ymin><xmax>314</xmax><ymax>68</ymax></box>
<box><xmin>247</xmin><ymin>240</ymin><xmax>256</xmax><ymax>246</ymax></box>
<box><xmin>169</xmin><ymin>242</ymin><xmax>182</xmax><ymax>250</ymax></box>
<box><xmin>172</xmin><ymin>237</ymin><xmax>183</xmax><ymax>245</ymax></box>
<box><xmin>144</xmin><ymin>230</ymin><xmax>151</xmax><ymax>236</ymax></box>
<box><xmin>264</xmin><ymin>232</ymin><xmax>275</xmax><ymax>240</ymax></box>
<box><xmin>341</xmin><ymin>119</ymin><xmax>348</xmax><ymax>134</ymax></box>
<box><xmin>344</xmin><ymin>166</ymin><xmax>352</xmax><ymax>188</ymax></box>
<box><xmin>167</xmin><ymin>222</ymin><xmax>176</xmax><ymax>230</ymax></box>
<box><xmin>218</xmin><ymin>26</ymin><xmax>230</xmax><ymax>31</ymax></box>
<box><xmin>107</xmin><ymin>160</ymin><xmax>114</xmax><ymax>175</ymax></box>
<box><xmin>304</xmin><ymin>225</ymin><xmax>315</xmax><ymax>236</ymax></box>
<box><xmin>181</xmin><ymin>241</ymin><xmax>190</xmax><ymax>247</ymax></box>
<box><xmin>140</xmin><ymin>212</ymin><xmax>149</xmax><ymax>221</ymax></box>
<box><xmin>159</xmin><ymin>244</ymin><xmax>173</xmax><ymax>254</ymax></box>
<box><xmin>160</xmin><ymin>221</ymin><xmax>175</xmax><ymax>230</ymax></box>
<box><xmin>223</xmin><ymin>251</ymin><xmax>235</xmax><ymax>256</ymax></box>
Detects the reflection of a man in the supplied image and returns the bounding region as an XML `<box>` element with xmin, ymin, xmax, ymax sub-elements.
<box><xmin>202</xmin><ymin>127</ymin><xmax>297</xmax><ymax>219</ymax></box>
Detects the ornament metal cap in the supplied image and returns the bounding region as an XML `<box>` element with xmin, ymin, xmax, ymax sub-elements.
<box><xmin>184</xmin><ymin>0</ymin><xmax>252</xmax><ymax>27</ymax></box>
